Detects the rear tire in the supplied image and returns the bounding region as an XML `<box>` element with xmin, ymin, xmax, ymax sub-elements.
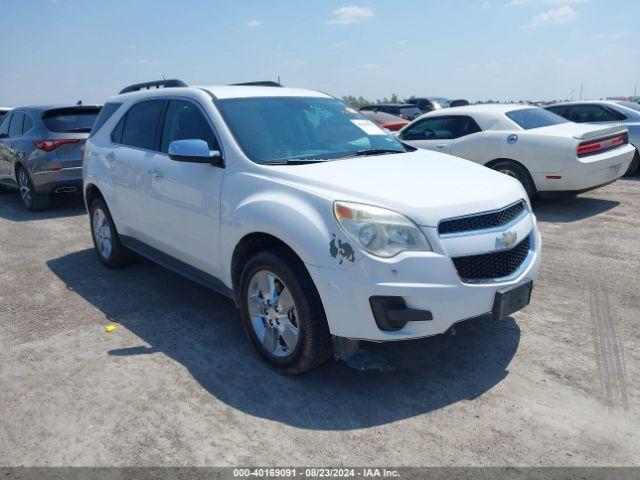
<box><xmin>488</xmin><ymin>160</ymin><xmax>537</xmax><ymax>200</ymax></box>
<box><xmin>238</xmin><ymin>247</ymin><xmax>333</xmax><ymax>374</ymax></box>
<box><xmin>89</xmin><ymin>198</ymin><xmax>133</xmax><ymax>269</ymax></box>
<box><xmin>623</xmin><ymin>150</ymin><xmax>639</xmax><ymax>176</ymax></box>
<box><xmin>17</xmin><ymin>166</ymin><xmax>49</xmax><ymax>211</ymax></box>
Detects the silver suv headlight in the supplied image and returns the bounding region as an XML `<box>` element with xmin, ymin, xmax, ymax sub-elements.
<box><xmin>333</xmin><ymin>201</ymin><xmax>431</xmax><ymax>258</ymax></box>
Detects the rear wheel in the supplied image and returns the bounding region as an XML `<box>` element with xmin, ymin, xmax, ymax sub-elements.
<box><xmin>17</xmin><ymin>166</ymin><xmax>49</xmax><ymax>211</ymax></box>
<box><xmin>239</xmin><ymin>248</ymin><xmax>333</xmax><ymax>374</ymax></box>
<box><xmin>623</xmin><ymin>149</ymin><xmax>639</xmax><ymax>176</ymax></box>
<box><xmin>89</xmin><ymin>198</ymin><xmax>133</xmax><ymax>268</ymax></box>
<box><xmin>488</xmin><ymin>160</ymin><xmax>536</xmax><ymax>200</ymax></box>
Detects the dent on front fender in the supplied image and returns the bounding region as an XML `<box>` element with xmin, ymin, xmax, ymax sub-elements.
<box><xmin>220</xmin><ymin>187</ymin><xmax>362</xmax><ymax>285</ymax></box>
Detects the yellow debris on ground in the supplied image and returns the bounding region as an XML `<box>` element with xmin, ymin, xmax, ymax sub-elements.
<box><xmin>104</xmin><ymin>325</ymin><xmax>117</xmax><ymax>333</ymax></box>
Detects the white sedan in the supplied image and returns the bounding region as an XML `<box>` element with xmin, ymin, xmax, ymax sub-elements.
<box><xmin>397</xmin><ymin>104</ymin><xmax>635</xmax><ymax>198</ymax></box>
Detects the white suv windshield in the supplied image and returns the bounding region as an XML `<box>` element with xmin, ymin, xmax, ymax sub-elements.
<box><xmin>215</xmin><ymin>96</ymin><xmax>405</xmax><ymax>164</ymax></box>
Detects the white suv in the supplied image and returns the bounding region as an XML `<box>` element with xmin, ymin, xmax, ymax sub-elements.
<box><xmin>84</xmin><ymin>79</ymin><xmax>542</xmax><ymax>373</ymax></box>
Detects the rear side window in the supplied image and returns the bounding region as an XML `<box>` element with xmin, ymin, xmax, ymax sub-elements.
<box><xmin>160</xmin><ymin>100</ymin><xmax>219</xmax><ymax>153</ymax></box>
<box><xmin>116</xmin><ymin>100</ymin><xmax>164</xmax><ymax>150</ymax></box>
<box><xmin>402</xmin><ymin>115</ymin><xmax>481</xmax><ymax>141</ymax></box>
<box><xmin>9</xmin><ymin>112</ymin><xmax>24</xmax><ymax>137</ymax></box>
<box><xmin>90</xmin><ymin>102</ymin><xmax>122</xmax><ymax>137</ymax></box>
<box><xmin>399</xmin><ymin>106</ymin><xmax>422</xmax><ymax>117</ymax></box>
<box><xmin>43</xmin><ymin>107</ymin><xmax>101</xmax><ymax>133</ymax></box>
<box><xmin>506</xmin><ymin>108</ymin><xmax>568</xmax><ymax>130</ymax></box>
<box><xmin>563</xmin><ymin>105</ymin><xmax>626</xmax><ymax>123</ymax></box>
<box><xmin>0</xmin><ymin>113</ymin><xmax>12</xmax><ymax>136</ymax></box>
<box><xmin>22</xmin><ymin>115</ymin><xmax>34</xmax><ymax>133</ymax></box>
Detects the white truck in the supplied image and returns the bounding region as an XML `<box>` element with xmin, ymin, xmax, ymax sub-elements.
<box><xmin>83</xmin><ymin>80</ymin><xmax>541</xmax><ymax>373</ymax></box>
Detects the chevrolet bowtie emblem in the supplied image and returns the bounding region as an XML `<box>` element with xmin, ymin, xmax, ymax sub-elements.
<box><xmin>496</xmin><ymin>230</ymin><xmax>517</xmax><ymax>249</ymax></box>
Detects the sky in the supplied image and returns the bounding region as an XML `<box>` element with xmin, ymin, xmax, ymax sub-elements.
<box><xmin>1</xmin><ymin>0</ymin><xmax>639</xmax><ymax>106</ymax></box>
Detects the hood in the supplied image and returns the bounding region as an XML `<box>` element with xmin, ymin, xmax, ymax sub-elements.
<box><xmin>532</xmin><ymin>122</ymin><xmax>627</xmax><ymax>140</ymax></box>
<box><xmin>267</xmin><ymin>150</ymin><xmax>526</xmax><ymax>227</ymax></box>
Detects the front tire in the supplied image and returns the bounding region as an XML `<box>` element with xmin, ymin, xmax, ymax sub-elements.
<box><xmin>238</xmin><ymin>248</ymin><xmax>333</xmax><ymax>374</ymax></box>
<box><xmin>17</xmin><ymin>166</ymin><xmax>49</xmax><ymax>211</ymax></box>
<box><xmin>89</xmin><ymin>198</ymin><xmax>133</xmax><ymax>268</ymax></box>
<box><xmin>488</xmin><ymin>160</ymin><xmax>536</xmax><ymax>200</ymax></box>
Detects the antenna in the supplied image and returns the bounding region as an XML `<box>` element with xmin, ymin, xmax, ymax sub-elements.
<box><xmin>579</xmin><ymin>82</ymin><xmax>583</xmax><ymax>101</ymax></box>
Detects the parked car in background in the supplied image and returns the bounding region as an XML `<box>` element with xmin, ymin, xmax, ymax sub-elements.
<box><xmin>360</xmin><ymin>110</ymin><xmax>409</xmax><ymax>131</ymax></box>
<box><xmin>84</xmin><ymin>79</ymin><xmax>540</xmax><ymax>374</ymax></box>
<box><xmin>0</xmin><ymin>104</ymin><xmax>101</xmax><ymax>209</ymax></box>
<box><xmin>544</xmin><ymin>100</ymin><xmax>640</xmax><ymax>175</ymax></box>
<box><xmin>358</xmin><ymin>103</ymin><xmax>422</xmax><ymax>120</ymax></box>
<box><xmin>449</xmin><ymin>99</ymin><xmax>470</xmax><ymax>108</ymax></box>
<box><xmin>397</xmin><ymin>104</ymin><xmax>634</xmax><ymax>199</ymax></box>
<box><xmin>405</xmin><ymin>97</ymin><xmax>450</xmax><ymax>113</ymax></box>
<box><xmin>0</xmin><ymin>107</ymin><xmax>11</xmax><ymax>123</ymax></box>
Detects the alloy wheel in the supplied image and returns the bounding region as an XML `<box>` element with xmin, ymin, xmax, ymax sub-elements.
<box><xmin>247</xmin><ymin>270</ymin><xmax>300</xmax><ymax>358</ymax></box>
<box><xmin>18</xmin><ymin>170</ymin><xmax>32</xmax><ymax>208</ymax></box>
<box><xmin>92</xmin><ymin>208</ymin><xmax>112</xmax><ymax>259</ymax></box>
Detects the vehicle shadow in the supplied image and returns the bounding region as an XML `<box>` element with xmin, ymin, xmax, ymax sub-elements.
<box><xmin>47</xmin><ymin>249</ymin><xmax>521</xmax><ymax>430</ymax></box>
<box><xmin>533</xmin><ymin>196</ymin><xmax>619</xmax><ymax>223</ymax></box>
<box><xmin>0</xmin><ymin>191</ymin><xmax>86</xmax><ymax>222</ymax></box>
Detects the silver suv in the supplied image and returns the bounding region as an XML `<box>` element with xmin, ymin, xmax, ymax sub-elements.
<box><xmin>0</xmin><ymin>105</ymin><xmax>101</xmax><ymax>210</ymax></box>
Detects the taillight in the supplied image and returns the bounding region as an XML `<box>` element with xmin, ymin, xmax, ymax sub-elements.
<box><xmin>577</xmin><ymin>132</ymin><xmax>628</xmax><ymax>157</ymax></box>
<box><xmin>35</xmin><ymin>139</ymin><xmax>80</xmax><ymax>152</ymax></box>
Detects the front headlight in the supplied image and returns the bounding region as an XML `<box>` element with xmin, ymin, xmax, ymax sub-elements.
<box><xmin>333</xmin><ymin>201</ymin><xmax>431</xmax><ymax>258</ymax></box>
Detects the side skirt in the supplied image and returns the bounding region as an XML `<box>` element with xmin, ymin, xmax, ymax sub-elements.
<box><xmin>120</xmin><ymin>235</ymin><xmax>234</xmax><ymax>301</ymax></box>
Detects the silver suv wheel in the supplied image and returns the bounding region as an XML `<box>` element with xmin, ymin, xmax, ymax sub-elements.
<box><xmin>92</xmin><ymin>207</ymin><xmax>112</xmax><ymax>259</ymax></box>
<box><xmin>18</xmin><ymin>169</ymin><xmax>32</xmax><ymax>208</ymax></box>
<box><xmin>247</xmin><ymin>270</ymin><xmax>300</xmax><ymax>358</ymax></box>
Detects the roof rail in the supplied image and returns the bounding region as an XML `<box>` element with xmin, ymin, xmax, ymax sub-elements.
<box><xmin>118</xmin><ymin>79</ymin><xmax>188</xmax><ymax>95</ymax></box>
<box><xmin>231</xmin><ymin>81</ymin><xmax>282</xmax><ymax>87</ymax></box>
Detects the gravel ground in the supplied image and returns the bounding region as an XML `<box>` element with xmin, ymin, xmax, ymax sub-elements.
<box><xmin>0</xmin><ymin>177</ymin><xmax>638</xmax><ymax>467</ymax></box>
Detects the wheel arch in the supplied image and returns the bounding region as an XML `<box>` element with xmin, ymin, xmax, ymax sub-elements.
<box><xmin>485</xmin><ymin>157</ymin><xmax>537</xmax><ymax>198</ymax></box>
<box><xmin>84</xmin><ymin>182</ymin><xmax>106</xmax><ymax>211</ymax></box>
<box><xmin>230</xmin><ymin>232</ymin><xmax>308</xmax><ymax>305</ymax></box>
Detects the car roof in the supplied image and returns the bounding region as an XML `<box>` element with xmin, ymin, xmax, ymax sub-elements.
<box><xmin>361</xmin><ymin>103</ymin><xmax>416</xmax><ymax>108</ymax></box>
<box><xmin>200</xmin><ymin>85</ymin><xmax>330</xmax><ymax>100</ymax></box>
<box><xmin>438</xmin><ymin>104</ymin><xmax>531</xmax><ymax>114</ymax></box>
<box><xmin>10</xmin><ymin>104</ymin><xmax>101</xmax><ymax>113</ymax></box>
<box><xmin>112</xmin><ymin>85</ymin><xmax>332</xmax><ymax>102</ymax></box>
<box><xmin>546</xmin><ymin>100</ymin><xmax>621</xmax><ymax>107</ymax></box>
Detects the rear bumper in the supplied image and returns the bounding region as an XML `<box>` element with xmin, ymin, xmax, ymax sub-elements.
<box><xmin>31</xmin><ymin>167</ymin><xmax>82</xmax><ymax>194</ymax></box>
<box><xmin>533</xmin><ymin>144</ymin><xmax>634</xmax><ymax>192</ymax></box>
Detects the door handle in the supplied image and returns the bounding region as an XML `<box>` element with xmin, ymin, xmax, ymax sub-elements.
<box><xmin>436</xmin><ymin>144</ymin><xmax>447</xmax><ymax>149</ymax></box>
<box><xmin>148</xmin><ymin>168</ymin><xmax>165</xmax><ymax>178</ymax></box>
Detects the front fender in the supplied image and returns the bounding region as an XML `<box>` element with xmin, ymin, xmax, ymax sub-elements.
<box><xmin>219</xmin><ymin>178</ymin><xmax>359</xmax><ymax>286</ymax></box>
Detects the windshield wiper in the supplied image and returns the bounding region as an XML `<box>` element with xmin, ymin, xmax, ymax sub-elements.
<box><xmin>268</xmin><ymin>158</ymin><xmax>332</xmax><ymax>165</ymax></box>
<box><xmin>340</xmin><ymin>148</ymin><xmax>405</xmax><ymax>158</ymax></box>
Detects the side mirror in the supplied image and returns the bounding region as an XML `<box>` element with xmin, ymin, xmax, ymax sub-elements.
<box><xmin>168</xmin><ymin>139</ymin><xmax>223</xmax><ymax>167</ymax></box>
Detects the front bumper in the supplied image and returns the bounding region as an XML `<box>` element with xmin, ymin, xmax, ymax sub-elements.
<box><xmin>533</xmin><ymin>144</ymin><xmax>634</xmax><ymax>192</ymax></box>
<box><xmin>307</xmin><ymin>222</ymin><xmax>541</xmax><ymax>342</ymax></box>
<box><xmin>31</xmin><ymin>167</ymin><xmax>83</xmax><ymax>194</ymax></box>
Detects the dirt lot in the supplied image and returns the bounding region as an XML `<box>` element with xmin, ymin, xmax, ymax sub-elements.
<box><xmin>0</xmin><ymin>178</ymin><xmax>638</xmax><ymax>467</ymax></box>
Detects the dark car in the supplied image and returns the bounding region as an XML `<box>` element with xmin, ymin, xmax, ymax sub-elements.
<box><xmin>360</xmin><ymin>110</ymin><xmax>409</xmax><ymax>131</ymax></box>
<box><xmin>358</xmin><ymin>103</ymin><xmax>422</xmax><ymax>121</ymax></box>
<box><xmin>0</xmin><ymin>104</ymin><xmax>102</xmax><ymax>210</ymax></box>
<box><xmin>405</xmin><ymin>97</ymin><xmax>451</xmax><ymax>113</ymax></box>
<box><xmin>0</xmin><ymin>107</ymin><xmax>11</xmax><ymax>123</ymax></box>
<box><xmin>449</xmin><ymin>99</ymin><xmax>470</xmax><ymax>107</ymax></box>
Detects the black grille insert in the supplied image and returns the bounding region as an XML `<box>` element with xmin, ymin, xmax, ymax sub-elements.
<box><xmin>452</xmin><ymin>236</ymin><xmax>531</xmax><ymax>282</ymax></box>
<box><xmin>439</xmin><ymin>201</ymin><xmax>526</xmax><ymax>235</ymax></box>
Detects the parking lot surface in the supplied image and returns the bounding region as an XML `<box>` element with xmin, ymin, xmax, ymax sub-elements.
<box><xmin>0</xmin><ymin>178</ymin><xmax>638</xmax><ymax>466</ymax></box>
